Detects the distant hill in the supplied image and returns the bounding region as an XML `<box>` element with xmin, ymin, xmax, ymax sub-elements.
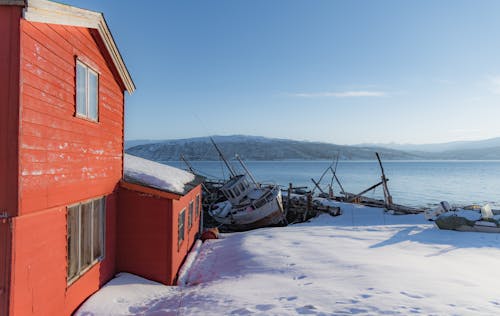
<box><xmin>126</xmin><ymin>135</ymin><xmax>424</xmax><ymax>161</ymax></box>
<box><xmin>357</xmin><ymin>137</ymin><xmax>500</xmax><ymax>153</ymax></box>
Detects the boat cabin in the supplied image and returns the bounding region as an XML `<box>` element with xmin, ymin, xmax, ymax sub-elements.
<box><xmin>220</xmin><ymin>175</ymin><xmax>253</xmax><ymax>205</ymax></box>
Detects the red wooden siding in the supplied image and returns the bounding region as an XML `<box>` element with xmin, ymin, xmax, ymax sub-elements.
<box><xmin>18</xmin><ymin>20</ymin><xmax>124</xmax><ymax>215</ymax></box>
<box><xmin>170</xmin><ymin>186</ymin><xmax>202</xmax><ymax>284</ymax></box>
<box><xmin>0</xmin><ymin>6</ymin><xmax>21</xmax><ymax>315</ymax></box>
<box><xmin>117</xmin><ymin>185</ymin><xmax>202</xmax><ymax>286</ymax></box>
<box><xmin>117</xmin><ymin>188</ymin><xmax>171</xmax><ymax>283</ymax></box>
<box><xmin>10</xmin><ymin>194</ymin><xmax>117</xmax><ymax>315</ymax></box>
<box><xmin>0</xmin><ymin>6</ymin><xmax>21</xmax><ymax>217</ymax></box>
<box><xmin>7</xmin><ymin>18</ymin><xmax>126</xmax><ymax>315</ymax></box>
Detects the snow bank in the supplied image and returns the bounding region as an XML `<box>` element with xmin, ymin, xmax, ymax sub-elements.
<box><xmin>74</xmin><ymin>273</ymin><xmax>180</xmax><ymax>316</ymax></box>
<box><xmin>76</xmin><ymin>203</ymin><xmax>500</xmax><ymax>315</ymax></box>
<box><xmin>124</xmin><ymin>154</ymin><xmax>195</xmax><ymax>195</ymax></box>
<box><xmin>177</xmin><ymin>239</ymin><xmax>203</xmax><ymax>286</ymax></box>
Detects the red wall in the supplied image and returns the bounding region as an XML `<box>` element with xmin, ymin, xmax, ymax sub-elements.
<box><xmin>117</xmin><ymin>188</ymin><xmax>171</xmax><ymax>283</ymax></box>
<box><xmin>18</xmin><ymin>20</ymin><xmax>124</xmax><ymax>214</ymax></box>
<box><xmin>0</xmin><ymin>6</ymin><xmax>21</xmax><ymax>315</ymax></box>
<box><xmin>10</xmin><ymin>194</ymin><xmax>117</xmax><ymax>315</ymax></box>
<box><xmin>117</xmin><ymin>185</ymin><xmax>202</xmax><ymax>286</ymax></box>
<box><xmin>8</xmin><ymin>18</ymin><xmax>126</xmax><ymax>316</ymax></box>
<box><xmin>170</xmin><ymin>186</ymin><xmax>202</xmax><ymax>285</ymax></box>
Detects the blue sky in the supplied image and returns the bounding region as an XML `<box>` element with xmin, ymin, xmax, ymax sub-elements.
<box><xmin>63</xmin><ymin>0</ymin><xmax>500</xmax><ymax>145</ymax></box>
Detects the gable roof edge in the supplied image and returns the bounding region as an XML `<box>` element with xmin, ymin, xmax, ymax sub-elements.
<box><xmin>21</xmin><ymin>0</ymin><xmax>135</xmax><ymax>93</ymax></box>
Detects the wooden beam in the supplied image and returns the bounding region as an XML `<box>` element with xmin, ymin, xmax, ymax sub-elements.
<box><xmin>346</xmin><ymin>181</ymin><xmax>385</xmax><ymax>203</ymax></box>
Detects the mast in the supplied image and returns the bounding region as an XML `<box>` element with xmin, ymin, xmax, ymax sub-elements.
<box><xmin>180</xmin><ymin>154</ymin><xmax>211</xmax><ymax>193</ymax></box>
<box><xmin>235</xmin><ymin>154</ymin><xmax>259</xmax><ymax>188</ymax></box>
<box><xmin>210</xmin><ymin>137</ymin><xmax>237</xmax><ymax>178</ymax></box>
<box><xmin>375</xmin><ymin>152</ymin><xmax>393</xmax><ymax>208</ymax></box>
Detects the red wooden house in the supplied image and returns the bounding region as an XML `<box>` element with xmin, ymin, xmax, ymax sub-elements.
<box><xmin>118</xmin><ymin>154</ymin><xmax>203</xmax><ymax>286</ymax></box>
<box><xmin>0</xmin><ymin>1</ymin><xmax>202</xmax><ymax>315</ymax></box>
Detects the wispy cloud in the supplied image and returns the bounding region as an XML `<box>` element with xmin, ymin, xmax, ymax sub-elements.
<box><xmin>290</xmin><ymin>90</ymin><xmax>387</xmax><ymax>98</ymax></box>
<box><xmin>488</xmin><ymin>76</ymin><xmax>500</xmax><ymax>94</ymax></box>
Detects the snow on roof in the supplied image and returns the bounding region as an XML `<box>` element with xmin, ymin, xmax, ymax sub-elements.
<box><xmin>124</xmin><ymin>154</ymin><xmax>202</xmax><ymax>196</ymax></box>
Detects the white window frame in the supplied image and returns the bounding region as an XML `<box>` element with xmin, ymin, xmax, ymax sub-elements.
<box><xmin>67</xmin><ymin>196</ymin><xmax>106</xmax><ymax>285</ymax></box>
<box><xmin>75</xmin><ymin>59</ymin><xmax>99</xmax><ymax>121</ymax></box>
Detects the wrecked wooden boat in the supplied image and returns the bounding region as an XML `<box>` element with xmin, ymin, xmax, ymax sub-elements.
<box><xmin>207</xmin><ymin>138</ymin><xmax>286</xmax><ymax>231</ymax></box>
<box><xmin>210</xmin><ymin>175</ymin><xmax>285</xmax><ymax>231</ymax></box>
<box><xmin>434</xmin><ymin>204</ymin><xmax>500</xmax><ymax>233</ymax></box>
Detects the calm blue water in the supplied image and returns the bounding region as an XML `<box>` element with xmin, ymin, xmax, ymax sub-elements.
<box><xmin>162</xmin><ymin>160</ymin><xmax>500</xmax><ymax>208</ymax></box>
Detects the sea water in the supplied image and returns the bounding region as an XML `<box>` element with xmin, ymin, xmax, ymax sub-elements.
<box><xmin>162</xmin><ymin>160</ymin><xmax>500</xmax><ymax>208</ymax></box>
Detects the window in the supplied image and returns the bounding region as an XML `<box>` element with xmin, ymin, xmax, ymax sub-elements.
<box><xmin>178</xmin><ymin>209</ymin><xmax>185</xmax><ymax>246</ymax></box>
<box><xmin>195</xmin><ymin>194</ymin><xmax>200</xmax><ymax>218</ymax></box>
<box><xmin>67</xmin><ymin>197</ymin><xmax>105</xmax><ymax>283</ymax></box>
<box><xmin>188</xmin><ymin>201</ymin><xmax>193</xmax><ymax>229</ymax></box>
<box><xmin>76</xmin><ymin>60</ymin><xmax>99</xmax><ymax>121</ymax></box>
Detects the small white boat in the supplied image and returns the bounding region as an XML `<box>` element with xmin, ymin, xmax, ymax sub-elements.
<box><xmin>209</xmin><ymin>174</ymin><xmax>285</xmax><ymax>231</ymax></box>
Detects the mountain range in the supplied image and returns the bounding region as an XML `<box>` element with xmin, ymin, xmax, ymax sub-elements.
<box><xmin>125</xmin><ymin>135</ymin><xmax>500</xmax><ymax>161</ymax></box>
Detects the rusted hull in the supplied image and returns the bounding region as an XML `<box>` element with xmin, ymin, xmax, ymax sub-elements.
<box><xmin>224</xmin><ymin>207</ymin><xmax>286</xmax><ymax>232</ymax></box>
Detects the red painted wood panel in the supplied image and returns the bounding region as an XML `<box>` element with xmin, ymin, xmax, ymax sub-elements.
<box><xmin>0</xmin><ymin>6</ymin><xmax>21</xmax><ymax>216</ymax></box>
<box><xmin>8</xmin><ymin>16</ymin><xmax>127</xmax><ymax>316</ymax></box>
<box><xmin>19</xmin><ymin>19</ymin><xmax>125</xmax><ymax>215</ymax></box>
<box><xmin>117</xmin><ymin>188</ymin><xmax>170</xmax><ymax>284</ymax></box>
<box><xmin>0</xmin><ymin>5</ymin><xmax>21</xmax><ymax>315</ymax></box>
<box><xmin>170</xmin><ymin>186</ymin><xmax>202</xmax><ymax>284</ymax></box>
<box><xmin>10</xmin><ymin>193</ymin><xmax>118</xmax><ymax>316</ymax></box>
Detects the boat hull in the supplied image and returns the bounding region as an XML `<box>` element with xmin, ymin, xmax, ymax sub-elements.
<box><xmin>209</xmin><ymin>187</ymin><xmax>285</xmax><ymax>231</ymax></box>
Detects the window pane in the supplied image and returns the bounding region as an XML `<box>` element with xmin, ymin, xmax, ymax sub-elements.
<box><xmin>195</xmin><ymin>195</ymin><xmax>200</xmax><ymax>218</ymax></box>
<box><xmin>80</xmin><ymin>202</ymin><xmax>93</xmax><ymax>269</ymax></box>
<box><xmin>76</xmin><ymin>63</ymin><xmax>87</xmax><ymax>116</ymax></box>
<box><xmin>198</xmin><ymin>195</ymin><xmax>202</xmax><ymax>217</ymax></box>
<box><xmin>88</xmin><ymin>71</ymin><xmax>98</xmax><ymax>120</ymax></box>
<box><xmin>188</xmin><ymin>202</ymin><xmax>193</xmax><ymax>228</ymax></box>
<box><xmin>67</xmin><ymin>206</ymin><xmax>80</xmax><ymax>280</ymax></box>
<box><xmin>178</xmin><ymin>210</ymin><xmax>185</xmax><ymax>245</ymax></box>
<box><xmin>92</xmin><ymin>199</ymin><xmax>103</xmax><ymax>260</ymax></box>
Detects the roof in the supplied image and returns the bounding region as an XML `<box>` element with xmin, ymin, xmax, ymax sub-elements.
<box><xmin>123</xmin><ymin>154</ymin><xmax>204</xmax><ymax>198</ymax></box>
<box><xmin>2</xmin><ymin>0</ymin><xmax>135</xmax><ymax>93</ymax></box>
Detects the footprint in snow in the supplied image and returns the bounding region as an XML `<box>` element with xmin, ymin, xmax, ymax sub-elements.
<box><xmin>400</xmin><ymin>291</ymin><xmax>424</xmax><ymax>299</ymax></box>
<box><xmin>295</xmin><ymin>305</ymin><xmax>317</xmax><ymax>315</ymax></box>
<box><xmin>255</xmin><ymin>304</ymin><xmax>275</xmax><ymax>311</ymax></box>
<box><xmin>279</xmin><ymin>296</ymin><xmax>298</xmax><ymax>301</ymax></box>
<box><xmin>230</xmin><ymin>307</ymin><xmax>253</xmax><ymax>315</ymax></box>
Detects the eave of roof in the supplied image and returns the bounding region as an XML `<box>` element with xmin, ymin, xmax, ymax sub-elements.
<box><xmin>120</xmin><ymin>180</ymin><xmax>184</xmax><ymax>201</ymax></box>
<box><xmin>2</xmin><ymin>0</ymin><xmax>135</xmax><ymax>93</ymax></box>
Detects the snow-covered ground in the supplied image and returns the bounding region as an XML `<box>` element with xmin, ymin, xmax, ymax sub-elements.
<box><xmin>76</xmin><ymin>202</ymin><xmax>500</xmax><ymax>315</ymax></box>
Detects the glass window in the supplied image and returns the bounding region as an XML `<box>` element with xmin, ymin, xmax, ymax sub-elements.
<box><xmin>88</xmin><ymin>70</ymin><xmax>98</xmax><ymax>120</ymax></box>
<box><xmin>195</xmin><ymin>194</ymin><xmax>200</xmax><ymax>218</ymax></box>
<box><xmin>76</xmin><ymin>60</ymin><xmax>99</xmax><ymax>121</ymax></box>
<box><xmin>178</xmin><ymin>209</ymin><xmax>185</xmax><ymax>247</ymax></box>
<box><xmin>188</xmin><ymin>201</ymin><xmax>193</xmax><ymax>229</ymax></box>
<box><xmin>67</xmin><ymin>196</ymin><xmax>106</xmax><ymax>283</ymax></box>
<box><xmin>76</xmin><ymin>63</ymin><xmax>87</xmax><ymax>116</ymax></box>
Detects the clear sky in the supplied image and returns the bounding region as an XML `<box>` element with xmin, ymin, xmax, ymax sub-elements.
<box><xmin>62</xmin><ymin>0</ymin><xmax>500</xmax><ymax>145</ymax></box>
